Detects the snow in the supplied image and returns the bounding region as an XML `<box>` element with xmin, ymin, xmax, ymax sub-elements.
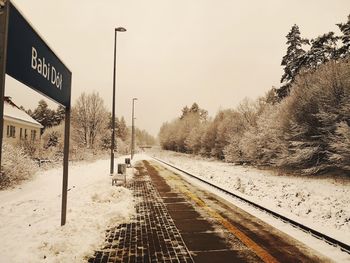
<box><xmin>151</xmin><ymin>150</ymin><xmax>350</xmax><ymax>260</ymax></box>
<box><xmin>4</xmin><ymin>101</ymin><xmax>43</xmax><ymax>127</ymax></box>
<box><xmin>1</xmin><ymin>150</ymin><xmax>348</xmax><ymax>262</ymax></box>
<box><xmin>0</xmin><ymin>156</ymin><xmax>135</xmax><ymax>263</ymax></box>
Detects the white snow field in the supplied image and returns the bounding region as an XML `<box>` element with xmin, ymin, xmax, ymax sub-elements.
<box><xmin>0</xmin><ymin>156</ymin><xmax>135</xmax><ymax>263</ymax></box>
<box><xmin>151</xmin><ymin>151</ymin><xmax>350</xmax><ymax>245</ymax></box>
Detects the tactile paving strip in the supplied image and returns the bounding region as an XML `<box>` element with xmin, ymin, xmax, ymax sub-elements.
<box><xmin>88</xmin><ymin>168</ymin><xmax>194</xmax><ymax>263</ymax></box>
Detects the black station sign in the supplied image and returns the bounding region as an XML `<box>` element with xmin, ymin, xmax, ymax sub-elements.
<box><xmin>6</xmin><ymin>3</ymin><xmax>71</xmax><ymax>107</ymax></box>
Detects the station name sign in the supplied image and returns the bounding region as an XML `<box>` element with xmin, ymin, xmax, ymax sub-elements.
<box><xmin>31</xmin><ymin>47</ymin><xmax>63</xmax><ymax>90</ymax></box>
<box><xmin>6</xmin><ymin>3</ymin><xmax>71</xmax><ymax>107</ymax></box>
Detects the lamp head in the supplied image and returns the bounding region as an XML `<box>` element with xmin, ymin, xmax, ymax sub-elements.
<box><xmin>115</xmin><ymin>27</ymin><xmax>127</xmax><ymax>32</ymax></box>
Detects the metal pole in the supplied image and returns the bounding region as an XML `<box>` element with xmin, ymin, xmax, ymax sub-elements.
<box><xmin>131</xmin><ymin>98</ymin><xmax>137</xmax><ymax>159</ymax></box>
<box><xmin>131</xmin><ymin>100</ymin><xmax>134</xmax><ymax>159</ymax></box>
<box><xmin>110</xmin><ymin>29</ymin><xmax>117</xmax><ymax>176</ymax></box>
<box><xmin>0</xmin><ymin>0</ymin><xmax>9</xmax><ymax>172</ymax></box>
<box><xmin>61</xmin><ymin>107</ymin><xmax>71</xmax><ymax>226</ymax></box>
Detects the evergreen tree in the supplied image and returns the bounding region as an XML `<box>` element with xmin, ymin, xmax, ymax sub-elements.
<box><xmin>265</xmin><ymin>87</ymin><xmax>279</xmax><ymax>105</ymax></box>
<box><xmin>31</xmin><ymin>99</ymin><xmax>55</xmax><ymax>131</ymax></box>
<box><xmin>107</xmin><ymin>113</ymin><xmax>113</xmax><ymax>129</ymax></box>
<box><xmin>54</xmin><ymin>105</ymin><xmax>66</xmax><ymax>125</ymax></box>
<box><xmin>181</xmin><ymin>103</ymin><xmax>208</xmax><ymax>121</ymax></box>
<box><xmin>180</xmin><ymin>106</ymin><xmax>189</xmax><ymax>120</ymax></box>
<box><xmin>117</xmin><ymin>116</ymin><xmax>128</xmax><ymax>141</ymax></box>
<box><xmin>337</xmin><ymin>15</ymin><xmax>350</xmax><ymax>58</ymax></box>
<box><xmin>306</xmin><ymin>32</ymin><xmax>339</xmax><ymax>69</ymax></box>
<box><xmin>26</xmin><ymin>109</ymin><xmax>33</xmax><ymax>116</ymax></box>
<box><xmin>278</xmin><ymin>25</ymin><xmax>309</xmax><ymax>98</ymax></box>
<box><xmin>114</xmin><ymin>117</ymin><xmax>120</xmax><ymax>134</ymax></box>
<box><xmin>190</xmin><ymin>103</ymin><xmax>199</xmax><ymax>113</ymax></box>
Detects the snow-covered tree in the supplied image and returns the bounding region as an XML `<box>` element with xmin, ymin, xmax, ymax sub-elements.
<box><xmin>159</xmin><ymin>103</ymin><xmax>207</xmax><ymax>153</ymax></box>
<box><xmin>71</xmin><ymin>92</ymin><xmax>109</xmax><ymax>149</ymax></box>
<box><xmin>54</xmin><ymin>105</ymin><xmax>66</xmax><ymax>126</ymax></box>
<box><xmin>305</xmin><ymin>32</ymin><xmax>339</xmax><ymax>69</ymax></box>
<box><xmin>209</xmin><ymin>110</ymin><xmax>238</xmax><ymax>160</ymax></box>
<box><xmin>185</xmin><ymin>123</ymin><xmax>207</xmax><ymax>154</ymax></box>
<box><xmin>31</xmin><ymin>99</ymin><xmax>56</xmax><ymax>131</ymax></box>
<box><xmin>329</xmin><ymin>122</ymin><xmax>350</xmax><ymax>171</ymax></box>
<box><xmin>278</xmin><ymin>24</ymin><xmax>309</xmax><ymax>98</ymax></box>
<box><xmin>135</xmin><ymin>128</ymin><xmax>156</xmax><ymax>146</ymax></box>
<box><xmin>240</xmin><ymin>104</ymin><xmax>286</xmax><ymax>166</ymax></box>
<box><xmin>42</xmin><ymin>123</ymin><xmax>64</xmax><ymax>149</ymax></box>
<box><xmin>199</xmin><ymin>119</ymin><xmax>217</xmax><ymax>157</ymax></box>
<box><xmin>224</xmin><ymin>98</ymin><xmax>262</xmax><ymax>162</ymax></box>
<box><xmin>158</xmin><ymin>59</ymin><xmax>350</xmax><ymax>174</ymax></box>
<box><xmin>180</xmin><ymin>106</ymin><xmax>190</xmax><ymax>120</ymax></box>
<box><xmin>337</xmin><ymin>14</ymin><xmax>350</xmax><ymax>58</ymax></box>
<box><xmin>237</xmin><ymin>98</ymin><xmax>260</xmax><ymax>127</ymax></box>
<box><xmin>181</xmin><ymin>103</ymin><xmax>208</xmax><ymax>121</ymax></box>
<box><xmin>117</xmin><ymin>116</ymin><xmax>128</xmax><ymax>141</ymax></box>
<box><xmin>265</xmin><ymin>87</ymin><xmax>279</xmax><ymax>105</ymax></box>
<box><xmin>276</xmin><ymin>60</ymin><xmax>350</xmax><ymax>173</ymax></box>
<box><xmin>159</xmin><ymin>121</ymin><xmax>177</xmax><ymax>151</ymax></box>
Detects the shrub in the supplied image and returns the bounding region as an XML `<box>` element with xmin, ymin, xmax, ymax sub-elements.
<box><xmin>42</xmin><ymin>124</ymin><xmax>64</xmax><ymax>150</ymax></box>
<box><xmin>16</xmin><ymin>139</ymin><xmax>41</xmax><ymax>159</ymax></box>
<box><xmin>0</xmin><ymin>143</ymin><xmax>37</xmax><ymax>189</ymax></box>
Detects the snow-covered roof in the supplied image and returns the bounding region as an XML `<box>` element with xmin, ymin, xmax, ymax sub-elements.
<box><xmin>3</xmin><ymin>101</ymin><xmax>43</xmax><ymax>128</ymax></box>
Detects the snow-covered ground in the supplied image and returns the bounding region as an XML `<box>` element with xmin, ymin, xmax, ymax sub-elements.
<box><xmin>0</xmin><ymin>156</ymin><xmax>136</xmax><ymax>263</ymax></box>
<box><xmin>151</xmin><ymin>150</ymin><xmax>350</xmax><ymax>245</ymax></box>
<box><xmin>1</xmin><ymin>150</ymin><xmax>349</xmax><ymax>262</ymax></box>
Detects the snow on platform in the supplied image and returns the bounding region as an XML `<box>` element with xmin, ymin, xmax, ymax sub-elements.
<box><xmin>88</xmin><ymin>161</ymin><xmax>193</xmax><ymax>263</ymax></box>
<box><xmin>0</xmin><ymin>157</ymin><xmax>135</xmax><ymax>263</ymax></box>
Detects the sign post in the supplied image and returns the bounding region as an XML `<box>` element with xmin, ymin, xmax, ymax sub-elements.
<box><xmin>61</xmin><ymin>107</ymin><xmax>70</xmax><ymax>226</ymax></box>
<box><xmin>0</xmin><ymin>0</ymin><xmax>9</xmax><ymax>171</ymax></box>
<box><xmin>0</xmin><ymin>1</ymin><xmax>72</xmax><ymax>226</ymax></box>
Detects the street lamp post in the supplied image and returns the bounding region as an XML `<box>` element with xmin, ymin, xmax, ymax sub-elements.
<box><xmin>131</xmin><ymin>98</ymin><xmax>137</xmax><ymax>160</ymax></box>
<box><xmin>110</xmin><ymin>27</ymin><xmax>126</xmax><ymax>176</ymax></box>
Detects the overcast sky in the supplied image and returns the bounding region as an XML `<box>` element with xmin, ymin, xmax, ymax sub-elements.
<box><xmin>5</xmin><ymin>0</ymin><xmax>349</xmax><ymax>136</ymax></box>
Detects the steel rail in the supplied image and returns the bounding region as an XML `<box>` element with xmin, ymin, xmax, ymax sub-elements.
<box><xmin>152</xmin><ymin>156</ymin><xmax>350</xmax><ymax>254</ymax></box>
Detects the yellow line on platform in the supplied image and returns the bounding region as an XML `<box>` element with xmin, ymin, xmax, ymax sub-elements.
<box><xmin>160</xmin><ymin>168</ymin><xmax>280</xmax><ymax>263</ymax></box>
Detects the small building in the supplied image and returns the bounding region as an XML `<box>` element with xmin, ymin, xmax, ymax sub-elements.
<box><xmin>3</xmin><ymin>97</ymin><xmax>43</xmax><ymax>144</ymax></box>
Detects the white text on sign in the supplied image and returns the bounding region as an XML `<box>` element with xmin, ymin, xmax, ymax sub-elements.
<box><xmin>31</xmin><ymin>47</ymin><xmax>62</xmax><ymax>90</ymax></box>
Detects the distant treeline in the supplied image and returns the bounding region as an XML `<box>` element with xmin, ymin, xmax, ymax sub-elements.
<box><xmin>22</xmin><ymin>92</ymin><xmax>156</xmax><ymax>160</ymax></box>
<box><xmin>158</xmin><ymin>15</ymin><xmax>350</xmax><ymax>174</ymax></box>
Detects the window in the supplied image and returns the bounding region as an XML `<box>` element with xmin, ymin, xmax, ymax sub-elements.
<box><xmin>31</xmin><ymin>130</ymin><xmax>36</xmax><ymax>141</ymax></box>
<box><xmin>25</xmin><ymin>129</ymin><xmax>28</xmax><ymax>139</ymax></box>
<box><xmin>20</xmin><ymin>128</ymin><xmax>23</xmax><ymax>139</ymax></box>
<box><xmin>7</xmin><ymin>125</ymin><xmax>15</xmax><ymax>138</ymax></box>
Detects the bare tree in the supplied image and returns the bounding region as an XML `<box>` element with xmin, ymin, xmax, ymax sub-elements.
<box><xmin>71</xmin><ymin>92</ymin><xmax>108</xmax><ymax>149</ymax></box>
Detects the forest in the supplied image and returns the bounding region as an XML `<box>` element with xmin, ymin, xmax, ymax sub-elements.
<box><xmin>159</xmin><ymin>15</ymin><xmax>350</xmax><ymax>175</ymax></box>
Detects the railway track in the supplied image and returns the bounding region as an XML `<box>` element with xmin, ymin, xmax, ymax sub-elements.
<box><xmin>152</xmin><ymin>156</ymin><xmax>350</xmax><ymax>255</ymax></box>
